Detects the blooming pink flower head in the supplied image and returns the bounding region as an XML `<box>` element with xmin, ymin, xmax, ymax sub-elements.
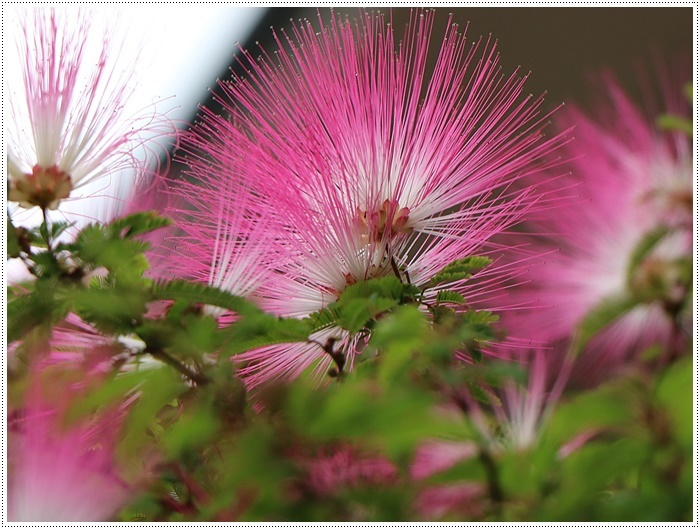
<box><xmin>182</xmin><ymin>9</ymin><xmax>569</xmax><ymax>387</ymax></box>
<box><xmin>7</xmin><ymin>7</ymin><xmax>167</xmax><ymax>211</ymax></box>
<box><xmin>8</xmin><ymin>372</ymin><xmax>134</xmax><ymax>521</ymax></box>
<box><xmin>508</xmin><ymin>62</ymin><xmax>692</xmax><ymax>383</ymax></box>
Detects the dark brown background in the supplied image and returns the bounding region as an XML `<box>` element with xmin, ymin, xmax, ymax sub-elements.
<box><xmin>242</xmin><ymin>7</ymin><xmax>692</xmax><ymax>109</ymax></box>
<box><xmin>326</xmin><ymin>8</ymin><xmax>691</xmax><ymax>105</ymax></box>
<box><xmin>175</xmin><ymin>7</ymin><xmax>691</xmax><ymax>172</ymax></box>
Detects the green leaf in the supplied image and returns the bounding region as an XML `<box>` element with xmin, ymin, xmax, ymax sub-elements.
<box><xmin>625</xmin><ymin>226</ymin><xmax>668</xmax><ymax>287</ymax></box>
<box><xmin>575</xmin><ymin>295</ymin><xmax>637</xmax><ymax>354</ymax></box>
<box><xmin>656</xmin><ymin>114</ymin><xmax>692</xmax><ymax>136</ymax></box>
<box><xmin>7</xmin><ymin>281</ymin><xmax>69</xmax><ymax>342</ymax></box>
<box><xmin>436</xmin><ymin>290</ymin><xmax>466</xmax><ymax>304</ymax></box>
<box><xmin>428</xmin><ymin>256</ymin><xmax>492</xmax><ymax>288</ymax></box>
<box><xmin>337</xmin><ymin>276</ymin><xmax>405</xmax><ymax>304</ymax></box>
<box><xmin>152</xmin><ymin>279</ymin><xmax>261</xmax><ymax>316</ymax></box>
<box><xmin>50</xmin><ymin>220</ymin><xmax>73</xmax><ymax>240</ymax></box>
<box><xmin>337</xmin><ymin>297</ymin><xmax>398</xmax><ymax>334</ymax></box>
<box><xmin>107</xmin><ymin>210</ymin><xmax>172</xmax><ymax>238</ymax></box>
<box><xmin>303</xmin><ymin>307</ymin><xmax>340</xmax><ymax>333</ymax></box>
<box><xmin>118</xmin><ymin>368</ymin><xmax>188</xmax><ymax>460</ymax></box>
<box><xmin>546</xmin><ymin>381</ymin><xmax>632</xmax><ymax>444</ymax></box>
<box><xmin>161</xmin><ymin>407</ymin><xmax>219</xmax><ymax>458</ymax></box>
<box><xmin>372</xmin><ymin>305</ymin><xmax>428</xmax><ymax>386</ymax></box>
<box><xmin>69</xmin><ymin>285</ymin><xmax>150</xmax><ymax>334</ymax></box>
<box><xmin>223</xmin><ymin>313</ymin><xmax>312</xmax><ymax>356</ymax></box>
<box><xmin>655</xmin><ymin>357</ymin><xmax>692</xmax><ymax>449</ymax></box>
<box><xmin>7</xmin><ymin>213</ymin><xmax>21</xmax><ymax>258</ymax></box>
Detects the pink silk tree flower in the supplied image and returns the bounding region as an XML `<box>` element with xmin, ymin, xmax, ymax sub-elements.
<box><xmin>507</xmin><ymin>64</ymin><xmax>692</xmax><ymax>383</ymax></box>
<box><xmin>8</xmin><ymin>381</ymin><xmax>134</xmax><ymax>521</ymax></box>
<box><xmin>6</xmin><ymin>7</ymin><xmax>167</xmax><ymax>211</ymax></box>
<box><xmin>166</xmin><ymin>119</ymin><xmax>276</xmax><ymax>317</ymax></box>
<box><xmin>183</xmin><ymin>9</ymin><xmax>570</xmax><ymax>387</ymax></box>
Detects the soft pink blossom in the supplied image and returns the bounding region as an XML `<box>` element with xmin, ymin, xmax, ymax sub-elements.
<box><xmin>508</xmin><ymin>64</ymin><xmax>692</xmax><ymax>383</ymax></box>
<box><xmin>415</xmin><ymin>482</ymin><xmax>485</xmax><ymax>520</ymax></box>
<box><xmin>299</xmin><ymin>445</ymin><xmax>397</xmax><ymax>497</ymax></box>
<box><xmin>181</xmin><ymin>10</ymin><xmax>569</xmax><ymax>387</ymax></box>
<box><xmin>8</xmin><ymin>380</ymin><xmax>134</xmax><ymax>521</ymax></box>
<box><xmin>7</xmin><ymin>7</ymin><xmax>168</xmax><ymax>211</ymax></box>
<box><xmin>410</xmin><ymin>439</ymin><xmax>478</xmax><ymax>480</ymax></box>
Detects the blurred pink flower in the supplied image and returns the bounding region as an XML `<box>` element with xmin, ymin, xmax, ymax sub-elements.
<box><xmin>410</xmin><ymin>439</ymin><xmax>478</xmax><ymax>480</ymax></box>
<box><xmin>8</xmin><ymin>379</ymin><xmax>133</xmax><ymax>521</ymax></box>
<box><xmin>469</xmin><ymin>349</ymin><xmax>572</xmax><ymax>450</ymax></box>
<box><xmin>415</xmin><ymin>482</ymin><xmax>485</xmax><ymax>520</ymax></box>
<box><xmin>299</xmin><ymin>445</ymin><xmax>397</xmax><ymax>497</ymax></box>
<box><xmin>181</xmin><ymin>9</ymin><xmax>569</xmax><ymax>387</ymax></box>
<box><xmin>7</xmin><ymin>8</ymin><xmax>169</xmax><ymax>211</ymax></box>
<box><xmin>508</xmin><ymin>63</ymin><xmax>692</xmax><ymax>383</ymax></box>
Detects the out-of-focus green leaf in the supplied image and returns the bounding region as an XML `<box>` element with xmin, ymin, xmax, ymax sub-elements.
<box><xmin>7</xmin><ymin>281</ymin><xmax>69</xmax><ymax>342</ymax></box>
<box><xmin>625</xmin><ymin>226</ymin><xmax>668</xmax><ymax>287</ymax></box>
<box><xmin>338</xmin><ymin>275</ymin><xmax>405</xmax><ymax>303</ymax></box>
<box><xmin>223</xmin><ymin>312</ymin><xmax>311</xmax><ymax>356</ymax></box>
<box><xmin>8</xmin><ymin>213</ymin><xmax>21</xmax><ymax>258</ymax></box>
<box><xmin>49</xmin><ymin>220</ymin><xmax>73</xmax><ymax>240</ymax></box>
<box><xmin>69</xmin><ymin>285</ymin><xmax>150</xmax><ymax>334</ymax></box>
<box><xmin>337</xmin><ymin>297</ymin><xmax>398</xmax><ymax>334</ymax></box>
<box><xmin>118</xmin><ymin>367</ymin><xmax>188</xmax><ymax>460</ymax></box>
<box><xmin>546</xmin><ymin>382</ymin><xmax>631</xmax><ymax>445</ymax></box>
<box><xmin>655</xmin><ymin>357</ymin><xmax>692</xmax><ymax>449</ymax></box>
<box><xmin>575</xmin><ymin>295</ymin><xmax>637</xmax><ymax>353</ymax></box>
<box><xmin>161</xmin><ymin>407</ymin><xmax>219</xmax><ymax>458</ymax></box>
<box><xmin>656</xmin><ymin>114</ymin><xmax>692</xmax><ymax>136</ymax></box>
<box><xmin>373</xmin><ymin>305</ymin><xmax>427</xmax><ymax>385</ymax></box>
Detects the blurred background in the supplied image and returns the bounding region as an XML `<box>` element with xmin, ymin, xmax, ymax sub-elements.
<box><xmin>3</xmin><ymin>6</ymin><xmax>692</xmax><ymax>172</ymax></box>
<box><xmin>225</xmin><ymin>8</ymin><xmax>692</xmax><ymax>111</ymax></box>
<box><xmin>3</xmin><ymin>6</ymin><xmax>692</xmax><ymax>205</ymax></box>
<box><xmin>173</xmin><ymin>7</ymin><xmax>693</xmax><ymax>176</ymax></box>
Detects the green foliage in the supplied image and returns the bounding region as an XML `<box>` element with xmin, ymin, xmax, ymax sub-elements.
<box><xmin>655</xmin><ymin>357</ymin><xmax>692</xmax><ymax>449</ymax></box>
<box><xmin>656</xmin><ymin>114</ymin><xmax>693</xmax><ymax>136</ymax></box>
<box><xmin>107</xmin><ymin>210</ymin><xmax>172</xmax><ymax>238</ymax></box>
<box><xmin>6</xmin><ymin>202</ymin><xmax>692</xmax><ymax>522</ymax></box>
<box><xmin>223</xmin><ymin>312</ymin><xmax>312</xmax><ymax>356</ymax></box>
<box><xmin>575</xmin><ymin>294</ymin><xmax>637</xmax><ymax>353</ymax></box>
<box><xmin>152</xmin><ymin>279</ymin><xmax>260</xmax><ymax>316</ymax></box>
<box><xmin>625</xmin><ymin>226</ymin><xmax>668</xmax><ymax>286</ymax></box>
<box><xmin>7</xmin><ymin>212</ymin><xmax>21</xmax><ymax>258</ymax></box>
<box><xmin>7</xmin><ymin>280</ymin><xmax>70</xmax><ymax>342</ymax></box>
<box><xmin>435</xmin><ymin>290</ymin><xmax>466</xmax><ymax>304</ymax></box>
<box><xmin>428</xmin><ymin>256</ymin><xmax>493</xmax><ymax>288</ymax></box>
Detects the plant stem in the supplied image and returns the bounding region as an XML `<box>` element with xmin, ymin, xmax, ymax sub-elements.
<box><xmin>149</xmin><ymin>349</ymin><xmax>210</xmax><ymax>386</ymax></box>
<box><xmin>41</xmin><ymin>207</ymin><xmax>52</xmax><ymax>249</ymax></box>
<box><xmin>478</xmin><ymin>447</ymin><xmax>504</xmax><ymax>512</ymax></box>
